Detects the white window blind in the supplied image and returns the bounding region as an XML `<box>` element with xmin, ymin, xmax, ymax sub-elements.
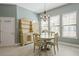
<box><xmin>62</xmin><ymin>12</ymin><xmax>77</xmax><ymax>38</ymax></box>
<box><xmin>50</xmin><ymin>15</ymin><xmax>60</xmax><ymax>35</ymax></box>
<box><xmin>41</xmin><ymin>19</ymin><xmax>48</xmax><ymax>37</ymax></box>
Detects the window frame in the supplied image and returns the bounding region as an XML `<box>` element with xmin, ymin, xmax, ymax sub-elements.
<box><xmin>62</xmin><ymin>12</ymin><xmax>77</xmax><ymax>39</ymax></box>
<box><xmin>50</xmin><ymin>15</ymin><xmax>60</xmax><ymax>35</ymax></box>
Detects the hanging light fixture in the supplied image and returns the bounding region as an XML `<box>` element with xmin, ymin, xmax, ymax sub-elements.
<box><xmin>40</xmin><ymin>3</ymin><xmax>50</xmax><ymax>22</ymax></box>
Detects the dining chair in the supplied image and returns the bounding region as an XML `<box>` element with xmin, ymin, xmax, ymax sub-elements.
<box><xmin>50</xmin><ymin>32</ymin><xmax>55</xmax><ymax>36</ymax></box>
<box><xmin>33</xmin><ymin>33</ymin><xmax>42</xmax><ymax>55</ymax></box>
<box><xmin>46</xmin><ymin>32</ymin><xmax>59</xmax><ymax>55</ymax></box>
<box><xmin>53</xmin><ymin>33</ymin><xmax>59</xmax><ymax>52</ymax></box>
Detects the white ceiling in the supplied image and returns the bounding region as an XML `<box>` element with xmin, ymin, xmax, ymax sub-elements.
<box><xmin>16</xmin><ymin>3</ymin><xmax>67</xmax><ymax>13</ymax></box>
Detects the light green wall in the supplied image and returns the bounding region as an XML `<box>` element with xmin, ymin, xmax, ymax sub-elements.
<box><xmin>0</xmin><ymin>4</ymin><xmax>17</xmax><ymax>17</ymax></box>
<box><xmin>16</xmin><ymin>6</ymin><xmax>38</xmax><ymax>22</ymax></box>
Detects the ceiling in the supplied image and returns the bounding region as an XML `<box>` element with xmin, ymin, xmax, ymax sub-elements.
<box><xmin>16</xmin><ymin>3</ymin><xmax>67</xmax><ymax>13</ymax></box>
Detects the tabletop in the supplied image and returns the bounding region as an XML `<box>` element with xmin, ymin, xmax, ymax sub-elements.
<box><xmin>40</xmin><ymin>36</ymin><xmax>55</xmax><ymax>40</ymax></box>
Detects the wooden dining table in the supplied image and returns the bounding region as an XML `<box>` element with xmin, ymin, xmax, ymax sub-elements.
<box><xmin>40</xmin><ymin>36</ymin><xmax>55</xmax><ymax>50</ymax></box>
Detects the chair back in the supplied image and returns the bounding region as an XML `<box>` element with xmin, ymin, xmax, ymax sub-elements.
<box><xmin>54</xmin><ymin>33</ymin><xmax>59</xmax><ymax>44</ymax></box>
<box><xmin>33</xmin><ymin>33</ymin><xmax>41</xmax><ymax>46</ymax></box>
<box><xmin>50</xmin><ymin>32</ymin><xmax>55</xmax><ymax>37</ymax></box>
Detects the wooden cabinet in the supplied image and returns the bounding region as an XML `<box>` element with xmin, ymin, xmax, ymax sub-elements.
<box><xmin>19</xmin><ymin>18</ymin><xmax>33</xmax><ymax>46</ymax></box>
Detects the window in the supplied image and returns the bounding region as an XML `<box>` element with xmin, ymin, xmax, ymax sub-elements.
<box><xmin>50</xmin><ymin>15</ymin><xmax>60</xmax><ymax>35</ymax></box>
<box><xmin>62</xmin><ymin>12</ymin><xmax>77</xmax><ymax>38</ymax></box>
<box><xmin>41</xmin><ymin>19</ymin><xmax>48</xmax><ymax>37</ymax></box>
<box><xmin>41</xmin><ymin>19</ymin><xmax>48</xmax><ymax>32</ymax></box>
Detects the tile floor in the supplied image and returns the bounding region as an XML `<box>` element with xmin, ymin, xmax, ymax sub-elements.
<box><xmin>0</xmin><ymin>43</ymin><xmax>79</xmax><ymax>56</ymax></box>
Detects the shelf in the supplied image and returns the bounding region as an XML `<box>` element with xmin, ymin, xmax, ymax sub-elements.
<box><xmin>21</xmin><ymin>23</ymin><xmax>30</xmax><ymax>25</ymax></box>
<box><xmin>19</xmin><ymin>19</ymin><xmax>33</xmax><ymax>46</ymax></box>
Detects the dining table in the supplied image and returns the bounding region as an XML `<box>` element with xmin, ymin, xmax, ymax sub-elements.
<box><xmin>40</xmin><ymin>36</ymin><xmax>55</xmax><ymax>50</ymax></box>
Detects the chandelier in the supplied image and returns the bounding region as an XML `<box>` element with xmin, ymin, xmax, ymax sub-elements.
<box><xmin>40</xmin><ymin>3</ymin><xmax>50</xmax><ymax>22</ymax></box>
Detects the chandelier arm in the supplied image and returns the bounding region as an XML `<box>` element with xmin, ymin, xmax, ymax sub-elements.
<box><xmin>41</xmin><ymin>3</ymin><xmax>50</xmax><ymax>22</ymax></box>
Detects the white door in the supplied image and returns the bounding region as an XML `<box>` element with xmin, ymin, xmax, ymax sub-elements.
<box><xmin>0</xmin><ymin>17</ymin><xmax>15</xmax><ymax>46</ymax></box>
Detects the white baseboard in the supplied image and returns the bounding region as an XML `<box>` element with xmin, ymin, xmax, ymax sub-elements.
<box><xmin>59</xmin><ymin>41</ymin><xmax>79</xmax><ymax>48</ymax></box>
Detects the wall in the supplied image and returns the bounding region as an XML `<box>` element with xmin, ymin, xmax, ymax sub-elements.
<box><xmin>0</xmin><ymin>4</ymin><xmax>17</xmax><ymax>17</ymax></box>
<box><xmin>38</xmin><ymin>3</ymin><xmax>79</xmax><ymax>45</ymax></box>
<box><xmin>16</xmin><ymin>6</ymin><xmax>38</xmax><ymax>22</ymax></box>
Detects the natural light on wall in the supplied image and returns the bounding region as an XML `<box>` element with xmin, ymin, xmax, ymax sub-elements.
<box><xmin>62</xmin><ymin>12</ymin><xmax>77</xmax><ymax>38</ymax></box>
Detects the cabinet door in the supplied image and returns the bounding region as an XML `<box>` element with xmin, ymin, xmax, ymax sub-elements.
<box><xmin>0</xmin><ymin>17</ymin><xmax>15</xmax><ymax>46</ymax></box>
